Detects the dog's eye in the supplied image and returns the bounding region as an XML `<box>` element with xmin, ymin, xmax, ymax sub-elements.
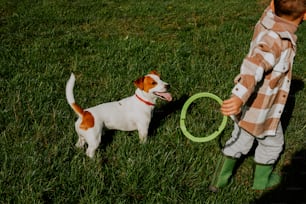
<box><xmin>152</xmin><ymin>81</ymin><xmax>157</xmax><ymax>85</ymax></box>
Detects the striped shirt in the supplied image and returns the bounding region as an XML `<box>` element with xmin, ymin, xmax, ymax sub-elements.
<box><xmin>232</xmin><ymin>7</ymin><xmax>298</xmax><ymax>137</ymax></box>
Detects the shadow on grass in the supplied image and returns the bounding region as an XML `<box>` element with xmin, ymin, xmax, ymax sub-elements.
<box><xmin>100</xmin><ymin>130</ymin><xmax>116</xmax><ymax>149</ymax></box>
<box><xmin>281</xmin><ymin>78</ymin><xmax>304</xmax><ymax>133</ymax></box>
<box><xmin>149</xmin><ymin>94</ymin><xmax>189</xmax><ymax>136</ymax></box>
<box><xmin>252</xmin><ymin>78</ymin><xmax>305</xmax><ymax>203</ymax></box>
<box><xmin>254</xmin><ymin>149</ymin><xmax>306</xmax><ymax>204</ymax></box>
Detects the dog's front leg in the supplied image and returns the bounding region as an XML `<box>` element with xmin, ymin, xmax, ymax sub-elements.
<box><xmin>75</xmin><ymin>125</ymin><xmax>85</xmax><ymax>148</ymax></box>
<box><xmin>84</xmin><ymin>129</ymin><xmax>101</xmax><ymax>158</ymax></box>
<box><xmin>138</xmin><ymin>126</ymin><xmax>148</xmax><ymax>143</ymax></box>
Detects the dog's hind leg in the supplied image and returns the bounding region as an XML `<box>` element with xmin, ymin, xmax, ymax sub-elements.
<box><xmin>76</xmin><ymin>135</ymin><xmax>86</xmax><ymax>148</ymax></box>
<box><xmin>75</xmin><ymin>123</ymin><xmax>86</xmax><ymax>148</ymax></box>
<box><xmin>85</xmin><ymin>129</ymin><xmax>101</xmax><ymax>158</ymax></box>
<box><xmin>86</xmin><ymin>141</ymin><xmax>100</xmax><ymax>158</ymax></box>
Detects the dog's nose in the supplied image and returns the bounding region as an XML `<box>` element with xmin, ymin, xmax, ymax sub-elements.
<box><xmin>165</xmin><ymin>84</ymin><xmax>170</xmax><ymax>89</ymax></box>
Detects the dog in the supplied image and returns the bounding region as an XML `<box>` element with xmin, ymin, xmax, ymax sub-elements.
<box><xmin>66</xmin><ymin>71</ymin><xmax>172</xmax><ymax>158</ymax></box>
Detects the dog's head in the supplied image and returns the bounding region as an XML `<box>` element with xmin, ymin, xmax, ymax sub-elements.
<box><xmin>134</xmin><ymin>70</ymin><xmax>172</xmax><ymax>102</ymax></box>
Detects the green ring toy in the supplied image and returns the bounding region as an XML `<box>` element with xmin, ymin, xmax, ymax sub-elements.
<box><xmin>180</xmin><ymin>92</ymin><xmax>228</xmax><ymax>143</ymax></box>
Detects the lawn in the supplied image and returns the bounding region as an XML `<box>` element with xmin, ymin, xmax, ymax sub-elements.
<box><xmin>1</xmin><ymin>0</ymin><xmax>306</xmax><ymax>203</ymax></box>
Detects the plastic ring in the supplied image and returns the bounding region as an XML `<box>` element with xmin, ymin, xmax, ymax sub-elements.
<box><xmin>180</xmin><ymin>92</ymin><xmax>228</xmax><ymax>143</ymax></box>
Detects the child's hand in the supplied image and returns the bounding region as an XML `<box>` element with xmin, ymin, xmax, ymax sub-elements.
<box><xmin>221</xmin><ymin>95</ymin><xmax>243</xmax><ymax>116</ymax></box>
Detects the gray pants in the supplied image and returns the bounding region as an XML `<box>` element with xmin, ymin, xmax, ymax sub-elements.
<box><xmin>222</xmin><ymin>123</ymin><xmax>284</xmax><ymax>164</ymax></box>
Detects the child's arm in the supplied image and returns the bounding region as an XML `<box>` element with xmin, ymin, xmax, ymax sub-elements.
<box><xmin>231</xmin><ymin>31</ymin><xmax>281</xmax><ymax>106</ymax></box>
<box><xmin>222</xmin><ymin>30</ymin><xmax>281</xmax><ymax>117</ymax></box>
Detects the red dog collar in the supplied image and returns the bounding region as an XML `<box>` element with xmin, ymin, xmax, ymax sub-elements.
<box><xmin>135</xmin><ymin>94</ymin><xmax>155</xmax><ymax>106</ymax></box>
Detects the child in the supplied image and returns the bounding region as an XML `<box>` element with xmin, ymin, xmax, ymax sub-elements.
<box><xmin>210</xmin><ymin>0</ymin><xmax>306</xmax><ymax>191</ymax></box>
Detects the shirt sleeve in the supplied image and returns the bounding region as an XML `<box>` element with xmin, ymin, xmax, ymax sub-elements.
<box><xmin>232</xmin><ymin>30</ymin><xmax>282</xmax><ymax>104</ymax></box>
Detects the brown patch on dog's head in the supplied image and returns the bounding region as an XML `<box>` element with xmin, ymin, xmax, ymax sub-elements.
<box><xmin>134</xmin><ymin>75</ymin><xmax>158</xmax><ymax>92</ymax></box>
<box><xmin>149</xmin><ymin>70</ymin><xmax>160</xmax><ymax>77</ymax></box>
<box><xmin>143</xmin><ymin>76</ymin><xmax>158</xmax><ymax>92</ymax></box>
<box><xmin>134</xmin><ymin>70</ymin><xmax>160</xmax><ymax>92</ymax></box>
<box><xmin>134</xmin><ymin>70</ymin><xmax>172</xmax><ymax>101</ymax></box>
<box><xmin>134</xmin><ymin>76</ymin><xmax>145</xmax><ymax>90</ymax></box>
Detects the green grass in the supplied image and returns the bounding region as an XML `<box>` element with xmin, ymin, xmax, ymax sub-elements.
<box><xmin>1</xmin><ymin>0</ymin><xmax>306</xmax><ymax>203</ymax></box>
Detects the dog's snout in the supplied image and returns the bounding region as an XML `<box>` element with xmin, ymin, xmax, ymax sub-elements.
<box><xmin>165</xmin><ymin>84</ymin><xmax>170</xmax><ymax>89</ymax></box>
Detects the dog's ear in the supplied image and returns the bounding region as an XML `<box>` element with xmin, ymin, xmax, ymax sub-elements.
<box><xmin>133</xmin><ymin>77</ymin><xmax>145</xmax><ymax>90</ymax></box>
<box><xmin>149</xmin><ymin>70</ymin><xmax>160</xmax><ymax>77</ymax></box>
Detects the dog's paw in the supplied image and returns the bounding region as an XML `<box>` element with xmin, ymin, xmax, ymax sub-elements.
<box><xmin>139</xmin><ymin>137</ymin><xmax>148</xmax><ymax>144</ymax></box>
<box><xmin>86</xmin><ymin>148</ymin><xmax>95</xmax><ymax>158</ymax></box>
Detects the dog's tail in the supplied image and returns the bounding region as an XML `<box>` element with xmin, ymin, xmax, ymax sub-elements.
<box><xmin>66</xmin><ymin>73</ymin><xmax>95</xmax><ymax>130</ymax></box>
<box><xmin>66</xmin><ymin>73</ymin><xmax>85</xmax><ymax>118</ymax></box>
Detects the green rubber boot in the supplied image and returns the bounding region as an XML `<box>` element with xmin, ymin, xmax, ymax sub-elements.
<box><xmin>252</xmin><ymin>164</ymin><xmax>281</xmax><ymax>190</ymax></box>
<box><xmin>209</xmin><ymin>155</ymin><xmax>237</xmax><ymax>192</ymax></box>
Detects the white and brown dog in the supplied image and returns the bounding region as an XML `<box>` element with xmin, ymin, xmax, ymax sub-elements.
<box><xmin>66</xmin><ymin>71</ymin><xmax>172</xmax><ymax>158</ymax></box>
